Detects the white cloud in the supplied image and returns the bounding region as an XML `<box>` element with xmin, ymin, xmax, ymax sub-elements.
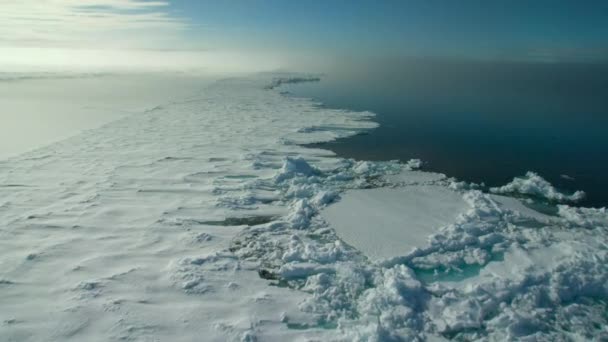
<box><xmin>0</xmin><ymin>1</ymin><xmax>289</xmax><ymax>72</ymax></box>
<box><xmin>0</xmin><ymin>0</ymin><xmax>187</xmax><ymax>49</ymax></box>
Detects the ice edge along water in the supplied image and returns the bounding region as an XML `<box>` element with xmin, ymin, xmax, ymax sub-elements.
<box><xmin>0</xmin><ymin>74</ymin><xmax>607</xmax><ymax>341</ymax></box>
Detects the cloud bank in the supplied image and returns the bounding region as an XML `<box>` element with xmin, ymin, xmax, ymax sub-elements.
<box><xmin>1</xmin><ymin>0</ymin><xmax>185</xmax><ymax>49</ymax></box>
<box><xmin>0</xmin><ymin>0</ymin><xmax>283</xmax><ymax>72</ymax></box>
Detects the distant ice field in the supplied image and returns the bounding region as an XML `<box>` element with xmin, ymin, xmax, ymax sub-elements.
<box><xmin>0</xmin><ymin>72</ymin><xmax>219</xmax><ymax>160</ymax></box>
<box><xmin>0</xmin><ymin>74</ymin><xmax>607</xmax><ymax>341</ymax></box>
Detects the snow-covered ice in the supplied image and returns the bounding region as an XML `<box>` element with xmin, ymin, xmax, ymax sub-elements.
<box><xmin>321</xmin><ymin>185</ymin><xmax>469</xmax><ymax>261</ymax></box>
<box><xmin>1</xmin><ymin>73</ymin><xmax>607</xmax><ymax>341</ymax></box>
<box><xmin>0</xmin><ymin>73</ymin><xmax>216</xmax><ymax>160</ymax></box>
<box><xmin>490</xmin><ymin>171</ymin><xmax>586</xmax><ymax>203</ymax></box>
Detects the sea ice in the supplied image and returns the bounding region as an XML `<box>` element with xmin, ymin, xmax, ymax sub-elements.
<box><xmin>321</xmin><ymin>184</ymin><xmax>469</xmax><ymax>261</ymax></box>
<box><xmin>490</xmin><ymin>171</ymin><xmax>585</xmax><ymax>202</ymax></box>
<box><xmin>1</xmin><ymin>72</ymin><xmax>606</xmax><ymax>341</ymax></box>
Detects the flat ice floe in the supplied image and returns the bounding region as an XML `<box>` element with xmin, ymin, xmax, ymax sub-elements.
<box><xmin>1</xmin><ymin>74</ymin><xmax>607</xmax><ymax>341</ymax></box>
<box><xmin>322</xmin><ymin>184</ymin><xmax>469</xmax><ymax>260</ymax></box>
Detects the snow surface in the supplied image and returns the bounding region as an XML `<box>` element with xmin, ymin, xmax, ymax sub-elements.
<box><xmin>1</xmin><ymin>74</ymin><xmax>607</xmax><ymax>341</ymax></box>
<box><xmin>0</xmin><ymin>73</ymin><xmax>217</xmax><ymax>159</ymax></box>
<box><xmin>322</xmin><ymin>185</ymin><xmax>469</xmax><ymax>261</ymax></box>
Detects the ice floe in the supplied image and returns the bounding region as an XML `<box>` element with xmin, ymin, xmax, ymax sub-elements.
<box><xmin>322</xmin><ymin>185</ymin><xmax>469</xmax><ymax>260</ymax></box>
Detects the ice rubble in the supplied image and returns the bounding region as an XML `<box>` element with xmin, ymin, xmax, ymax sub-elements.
<box><xmin>230</xmin><ymin>153</ymin><xmax>608</xmax><ymax>340</ymax></box>
<box><xmin>490</xmin><ymin>171</ymin><xmax>586</xmax><ymax>202</ymax></box>
<box><xmin>1</xmin><ymin>73</ymin><xmax>607</xmax><ymax>341</ymax></box>
<box><xmin>558</xmin><ymin>205</ymin><xmax>608</xmax><ymax>228</ymax></box>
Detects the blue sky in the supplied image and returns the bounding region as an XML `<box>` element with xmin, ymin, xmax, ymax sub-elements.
<box><xmin>1</xmin><ymin>0</ymin><xmax>607</xmax><ymax>71</ymax></box>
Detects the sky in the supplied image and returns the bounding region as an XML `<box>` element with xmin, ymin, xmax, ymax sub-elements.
<box><xmin>1</xmin><ymin>0</ymin><xmax>607</xmax><ymax>72</ymax></box>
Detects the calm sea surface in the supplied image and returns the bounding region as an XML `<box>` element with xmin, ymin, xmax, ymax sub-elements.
<box><xmin>283</xmin><ymin>59</ymin><xmax>608</xmax><ymax>207</ymax></box>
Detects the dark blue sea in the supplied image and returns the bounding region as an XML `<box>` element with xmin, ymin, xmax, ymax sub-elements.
<box><xmin>283</xmin><ymin>59</ymin><xmax>608</xmax><ymax>207</ymax></box>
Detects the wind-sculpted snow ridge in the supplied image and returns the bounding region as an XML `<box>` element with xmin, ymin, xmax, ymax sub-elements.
<box><xmin>490</xmin><ymin>171</ymin><xmax>586</xmax><ymax>202</ymax></box>
<box><xmin>1</xmin><ymin>74</ymin><xmax>607</xmax><ymax>341</ymax></box>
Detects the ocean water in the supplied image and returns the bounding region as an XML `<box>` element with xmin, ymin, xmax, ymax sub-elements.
<box><xmin>283</xmin><ymin>59</ymin><xmax>608</xmax><ymax>207</ymax></box>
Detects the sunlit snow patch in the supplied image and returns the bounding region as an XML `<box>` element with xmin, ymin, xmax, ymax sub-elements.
<box><xmin>322</xmin><ymin>184</ymin><xmax>469</xmax><ymax>261</ymax></box>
